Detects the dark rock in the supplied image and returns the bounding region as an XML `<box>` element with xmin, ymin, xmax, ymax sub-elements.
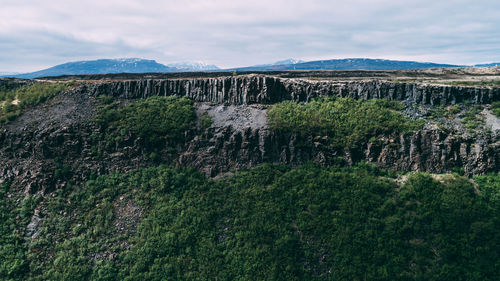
<box><xmin>1</xmin><ymin>76</ymin><xmax>499</xmax><ymax>193</ymax></box>
<box><xmin>84</xmin><ymin>77</ymin><xmax>500</xmax><ymax>105</ymax></box>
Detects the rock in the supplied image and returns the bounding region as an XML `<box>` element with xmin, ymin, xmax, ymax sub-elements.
<box><xmin>84</xmin><ymin>77</ymin><xmax>500</xmax><ymax>105</ymax></box>
<box><xmin>1</xmin><ymin>75</ymin><xmax>499</xmax><ymax>194</ymax></box>
<box><xmin>25</xmin><ymin>210</ymin><xmax>42</xmax><ymax>239</ymax></box>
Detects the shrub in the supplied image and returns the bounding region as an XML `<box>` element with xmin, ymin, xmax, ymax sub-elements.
<box><xmin>492</xmin><ymin>101</ymin><xmax>500</xmax><ymax>117</ymax></box>
<box><xmin>461</xmin><ymin>105</ymin><xmax>484</xmax><ymax>132</ymax></box>
<box><xmin>95</xmin><ymin>96</ymin><xmax>196</xmax><ymax>147</ymax></box>
<box><xmin>199</xmin><ymin>112</ymin><xmax>213</xmax><ymax>130</ymax></box>
<box><xmin>268</xmin><ymin>98</ymin><xmax>423</xmax><ymax>149</ymax></box>
<box><xmin>2</xmin><ymin>164</ymin><xmax>500</xmax><ymax>280</ymax></box>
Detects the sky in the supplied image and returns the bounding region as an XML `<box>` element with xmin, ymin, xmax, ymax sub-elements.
<box><xmin>1</xmin><ymin>0</ymin><xmax>499</xmax><ymax>72</ymax></box>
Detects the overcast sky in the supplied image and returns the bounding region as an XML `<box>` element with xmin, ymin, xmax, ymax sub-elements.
<box><xmin>1</xmin><ymin>0</ymin><xmax>499</xmax><ymax>72</ymax></box>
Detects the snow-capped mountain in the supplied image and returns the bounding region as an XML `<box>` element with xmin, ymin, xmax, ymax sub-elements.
<box><xmin>9</xmin><ymin>58</ymin><xmax>179</xmax><ymax>79</ymax></box>
<box><xmin>271</xmin><ymin>59</ymin><xmax>304</xmax><ymax>66</ymax></box>
<box><xmin>166</xmin><ymin>62</ymin><xmax>220</xmax><ymax>71</ymax></box>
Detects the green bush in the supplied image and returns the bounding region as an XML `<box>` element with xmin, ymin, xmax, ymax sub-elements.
<box><xmin>474</xmin><ymin>172</ymin><xmax>500</xmax><ymax>217</ymax></box>
<box><xmin>492</xmin><ymin>101</ymin><xmax>500</xmax><ymax>117</ymax></box>
<box><xmin>429</xmin><ymin>104</ymin><xmax>462</xmax><ymax>119</ymax></box>
<box><xmin>95</xmin><ymin>96</ymin><xmax>196</xmax><ymax>148</ymax></box>
<box><xmin>268</xmin><ymin>98</ymin><xmax>423</xmax><ymax>149</ymax></box>
<box><xmin>199</xmin><ymin>112</ymin><xmax>213</xmax><ymax>130</ymax></box>
<box><xmin>0</xmin><ymin>180</ymin><xmax>29</xmax><ymax>280</ymax></box>
<box><xmin>461</xmin><ymin>105</ymin><xmax>484</xmax><ymax>132</ymax></box>
<box><xmin>4</xmin><ymin>164</ymin><xmax>499</xmax><ymax>280</ymax></box>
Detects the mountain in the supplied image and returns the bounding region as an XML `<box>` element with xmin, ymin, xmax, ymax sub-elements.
<box><xmin>166</xmin><ymin>62</ymin><xmax>220</xmax><ymax>71</ymax></box>
<box><xmin>0</xmin><ymin>72</ymin><xmax>20</xmax><ymax>76</ymax></box>
<box><xmin>475</xmin><ymin>63</ymin><xmax>500</xmax><ymax>67</ymax></box>
<box><xmin>272</xmin><ymin>58</ymin><xmax>304</xmax><ymax>65</ymax></box>
<box><xmin>7</xmin><ymin>57</ymin><xmax>498</xmax><ymax>79</ymax></box>
<box><xmin>10</xmin><ymin>58</ymin><xmax>179</xmax><ymax>79</ymax></box>
<box><xmin>247</xmin><ymin>58</ymin><xmax>304</xmax><ymax>68</ymax></box>
<box><xmin>231</xmin><ymin>58</ymin><xmax>461</xmax><ymax>71</ymax></box>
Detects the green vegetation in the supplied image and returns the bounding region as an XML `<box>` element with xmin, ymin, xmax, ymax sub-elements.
<box><xmin>474</xmin><ymin>173</ymin><xmax>500</xmax><ymax>216</ymax></box>
<box><xmin>0</xmin><ymin>82</ymin><xmax>71</xmax><ymax>123</ymax></box>
<box><xmin>492</xmin><ymin>101</ymin><xmax>500</xmax><ymax>117</ymax></box>
<box><xmin>429</xmin><ymin>104</ymin><xmax>461</xmax><ymax>119</ymax></box>
<box><xmin>0</xmin><ymin>179</ymin><xmax>44</xmax><ymax>280</ymax></box>
<box><xmin>93</xmin><ymin>96</ymin><xmax>196</xmax><ymax>151</ymax></box>
<box><xmin>1</xmin><ymin>164</ymin><xmax>499</xmax><ymax>280</ymax></box>
<box><xmin>461</xmin><ymin>105</ymin><xmax>484</xmax><ymax>132</ymax></box>
<box><xmin>2</xmin><ymin>88</ymin><xmax>500</xmax><ymax>280</ymax></box>
<box><xmin>199</xmin><ymin>112</ymin><xmax>213</xmax><ymax>130</ymax></box>
<box><xmin>268</xmin><ymin>98</ymin><xmax>423</xmax><ymax>149</ymax></box>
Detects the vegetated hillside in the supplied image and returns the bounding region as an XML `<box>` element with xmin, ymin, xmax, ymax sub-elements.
<box><xmin>1</xmin><ymin>74</ymin><xmax>500</xmax><ymax>280</ymax></box>
<box><xmin>2</xmin><ymin>164</ymin><xmax>499</xmax><ymax>280</ymax></box>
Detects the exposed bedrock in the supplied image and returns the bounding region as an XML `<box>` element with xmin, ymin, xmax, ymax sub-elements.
<box><xmin>178</xmin><ymin>120</ymin><xmax>499</xmax><ymax>177</ymax></box>
<box><xmin>2</xmin><ymin>114</ymin><xmax>497</xmax><ymax>194</ymax></box>
<box><xmin>1</xmin><ymin>77</ymin><xmax>500</xmax><ymax>193</ymax></box>
<box><xmin>85</xmin><ymin>76</ymin><xmax>500</xmax><ymax>105</ymax></box>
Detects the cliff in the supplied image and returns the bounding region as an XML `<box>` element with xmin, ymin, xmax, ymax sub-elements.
<box><xmin>1</xmin><ymin>76</ymin><xmax>499</xmax><ymax>193</ymax></box>
<box><xmin>86</xmin><ymin>76</ymin><xmax>500</xmax><ymax>105</ymax></box>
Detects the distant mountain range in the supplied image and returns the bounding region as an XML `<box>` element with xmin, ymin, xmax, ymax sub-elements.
<box><xmin>165</xmin><ymin>62</ymin><xmax>219</xmax><ymax>71</ymax></box>
<box><xmin>8</xmin><ymin>59</ymin><xmax>178</xmax><ymax>79</ymax></box>
<box><xmin>246</xmin><ymin>59</ymin><xmax>305</xmax><ymax>68</ymax></box>
<box><xmin>474</xmin><ymin>63</ymin><xmax>500</xmax><ymax>67</ymax></box>
<box><xmin>230</xmin><ymin>58</ymin><xmax>461</xmax><ymax>71</ymax></box>
<box><xmin>2</xmin><ymin>58</ymin><xmax>499</xmax><ymax>79</ymax></box>
<box><xmin>4</xmin><ymin>59</ymin><xmax>222</xmax><ymax>79</ymax></box>
<box><xmin>0</xmin><ymin>72</ymin><xmax>21</xmax><ymax>76</ymax></box>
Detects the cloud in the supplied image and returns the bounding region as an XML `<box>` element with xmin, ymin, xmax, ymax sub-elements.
<box><xmin>1</xmin><ymin>0</ymin><xmax>499</xmax><ymax>71</ymax></box>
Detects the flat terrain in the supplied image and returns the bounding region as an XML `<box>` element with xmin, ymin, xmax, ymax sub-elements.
<box><xmin>23</xmin><ymin>66</ymin><xmax>500</xmax><ymax>83</ymax></box>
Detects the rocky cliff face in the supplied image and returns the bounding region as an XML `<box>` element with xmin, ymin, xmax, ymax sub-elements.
<box><xmin>1</xmin><ymin>76</ymin><xmax>499</xmax><ymax>193</ymax></box>
<box><xmin>179</xmin><ymin>112</ymin><xmax>499</xmax><ymax>177</ymax></box>
<box><xmin>86</xmin><ymin>76</ymin><xmax>500</xmax><ymax>105</ymax></box>
<box><xmin>0</xmin><ymin>78</ymin><xmax>30</xmax><ymax>91</ymax></box>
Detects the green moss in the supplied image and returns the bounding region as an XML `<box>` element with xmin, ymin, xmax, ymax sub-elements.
<box><xmin>268</xmin><ymin>98</ymin><xmax>423</xmax><ymax>149</ymax></box>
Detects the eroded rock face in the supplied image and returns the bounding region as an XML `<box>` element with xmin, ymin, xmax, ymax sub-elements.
<box><xmin>85</xmin><ymin>77</ymin><xmax>500</xmax><ymax>105</ymax></box>
<box><xmin>1</xmin><ymin>76</ymin><xmax>499</xmax><ymax>193</ymax></box>
<box><xmin>179</xmin><ymin>118</ymin><xmax>499</xmax><ymax>177</ymax></box>
<box><xmin>0</xmin><ymin>78</ymin><xmax>29</xmax><ymax>91</ymax></box>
